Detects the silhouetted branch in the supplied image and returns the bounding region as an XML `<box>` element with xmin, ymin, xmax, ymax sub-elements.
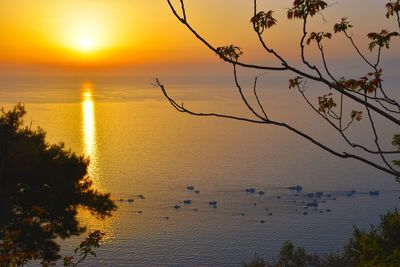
<box><xmin>300</xmin><ymin>17</ymin><xmax>324</xmax><ymax>78</ymax></box>
<box><xmin>232</xmin><ymin>64</ymin><xmax>267</xmax><ymax>122</ymax></box>
<box><xmin>166</xmin><ymin>0</ymin><xmax>287</xmax><ymax>71</ymax></box>
<box><xmin>364</xmin><ymin>94</ymin><xmax>398</xmax><ymax>172</ymax></box>
<box><xmin>294</xmin><ymin>83</ymin><xmax>399</xmax><ymax>155</ymax></box>
<box><xmin>252</xmin><ymin>0</ymin><xmax>289</xmax><ymax>65</ymax></box>
<box><xmin>253</xmin><ymin>74</ymin><xmax>269</xmax><ymax>120</ymax></box>
<box><xmin>341</xmin><ymin>28</ymin><xmax>400</xmax><ymax>110</ymax></box>
<box><xmin>156</xmin><ymin>78</ymin><xmax>400</xmax><ymax>176</ymax></box>
<box><xmin>160</xmin><ymin>0</ymin><xmax>400</xmax><ymax>177</ymax></box>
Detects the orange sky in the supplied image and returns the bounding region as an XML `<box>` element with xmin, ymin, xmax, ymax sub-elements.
<box><xmin>0</xmin><ymin>0</ymin><xmax>398</xmax><ymax>75</ymax></box>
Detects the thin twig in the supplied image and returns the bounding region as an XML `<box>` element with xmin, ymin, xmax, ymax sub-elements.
<box><xmin>253</xmin><ymin>75</ymin><xmax>269</xmax><ymax>120</ymax></box>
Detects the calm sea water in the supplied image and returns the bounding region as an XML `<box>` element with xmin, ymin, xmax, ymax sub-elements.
<box><xmin>1</xmin><ymin>75</ymin><xmax>399</xmax><ymax>266</ymax></box>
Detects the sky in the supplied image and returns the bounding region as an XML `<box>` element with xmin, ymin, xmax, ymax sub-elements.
<box><xmin>0</xmin><ymin>0</ymin><xmax>398</xmax><ymax>76</ymax></box>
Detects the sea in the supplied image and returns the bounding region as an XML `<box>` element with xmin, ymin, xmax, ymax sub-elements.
<box><xmin>1</xmin><ymin>72</ymin><xmax>399</xmax><ymax>266</ymax></box>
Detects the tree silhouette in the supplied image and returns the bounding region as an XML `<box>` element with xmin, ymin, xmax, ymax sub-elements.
<box><xmin>0</xmin><ymin>104</ymin><xmax>116</xmax><ymax>266</ymax></box>
<box><xmin>243</xmin><ymin>210</ymin><xmax>400</xmax><ymax>266</ymax></box>
<box><xmin>157</xmin><ymin>0</ymin><xmax>400</xmax><ymax>177</ymax></box>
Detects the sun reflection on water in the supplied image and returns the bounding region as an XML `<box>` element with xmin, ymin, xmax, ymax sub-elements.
<box><xmin>80</xmin><ymin>83</ymin><xmax>114</xmax><ymax>240</ymax></box>
<box><xmin>81</xmin><ymin>83</ymin><xmax>101</xmax><ymax>188</ymax></box>
<box><xmin>82</xmin><ymin>87</ymin><xmax>95</xmax><ymax>155</ymax></box>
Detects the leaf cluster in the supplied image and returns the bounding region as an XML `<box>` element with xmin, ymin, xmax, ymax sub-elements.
<box><xmin>367</xmin><ymin>30</ymin><xmax>399</xmax><ymax>51</ymax></box>
<box><xmin>350</xmin><ymin>110</ymin><xmax>363</xmax><ymax>122</ymax></box>
<box><xmin>216</xmin><ymin>45</ymin><xmax>243</xmax><ymax>61</ymax></box>
<box><xmin>333</xmin><ymin>18</ymin><xmax>353</xmax><ymax>33</ymax></box>
<box><xmin>306</xmin><ymin>32</ymin><xmax>332</xmax><ymax>45</ymax></box>
<box><xmin>251</xmin><ymin>10</ymin><xmax>277</xmax><ymax>34</ymax></box>
<box><xmin>288</xmin><ymin>76</ymin><xmax>304</xmax><ymax>89</ymax></box>
<box><xmin>287</xmin><ymin>0</ymin><xmax>328</xmax><ymax>20</ymax></box>
<box><xmin>392</xmin><ymin>135</ymin><xmax>400</xmax><ymax>166</ymax></box>
<box><xmin>386</xmin><ymin>1</ymin><xmax>400</xmax><ymax>18</ymax></box>
<box><xmin>338</xmin><ymin>69</ymin><xmax>383</xmax><ymax>94</ymax></box>
<box><xmin>318</xmin><ymin>93</ymin><xmax>336</xmax><ymax>113</ymax></box>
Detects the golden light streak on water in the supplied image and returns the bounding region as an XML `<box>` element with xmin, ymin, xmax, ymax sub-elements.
<box><xmin>80</xmin><ymin>83</ymin><xmax>114</xmax><ymax>241</ymax></box>
<box><xmin>81</xmin><ymin>82</ymin><xmax>101</xmax><ymax>188</ymax></box>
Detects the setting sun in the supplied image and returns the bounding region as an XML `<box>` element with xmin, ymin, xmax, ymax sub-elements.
<box><xmin>78</xmin><ymin>38</ymin><xmax>94</xmax><ymax>52</ymax></box>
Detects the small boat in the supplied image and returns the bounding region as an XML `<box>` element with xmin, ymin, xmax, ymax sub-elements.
<box><xmin>127</xmin><ymin>199</ymin><xmax>134</xmax><ymax>203</ymax></box>
<box><xmin>306</xmin><ymin>200</ymin><xmax>318</xmax><ymax>207</ymax></box>
<box><xmin>258</xmin><ymin>191</ymin><xmax>266</xmax><ymax>196</ymax></box>
<box><xmin>316</xmin><ymin>192</ymin><xmax>324</xmax><ymax>198</ymax></box>
<box><xmin>287</xmin><ymin>185</ymin><xmax>302</xmax><ymax>191</ymax></box>
<box><xmin>174</xmin><ymin>205</ymin><xmax>181</xmax><ymax>209</ymax></box>
<box><xmin>369</xmin><ymin>190</ymin><xmax>380</xmax><ymax>196</ymax></box>
<box><xmin>183</xmin><ymin>200</ymin><xmax>192</xmax><ymax>205</ymax></box>
<box><xmin>246</xmin><ymin>188</ymin><xmax>256</xmax><ymax>193</ymax></box>
<box><xmin>209</xmin><ymin>200</ymin><xmax>217</xmax><ymax>206</ymax></box>
<box><xmin>186</xmin><ymin>185</ymin><xmax>194</xmax><ymax>190</ymax></box>
<box><xmin>195</xmin><ymin>190</ymin><xmax>200</xmax><ymax>194</ymax></box>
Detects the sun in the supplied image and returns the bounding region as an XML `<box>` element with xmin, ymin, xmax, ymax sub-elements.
<box><xmin>78</xmin><ymin>38</ymin><xmax>94</xmax><ymax>52</ymax></box>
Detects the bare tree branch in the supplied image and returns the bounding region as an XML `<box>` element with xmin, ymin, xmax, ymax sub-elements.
<box><xmin>156</xmin><ymin>78</ymin><xmax>399</xmax><ymax>177</ymax></box>
<box><xmin>159</xmin><ymin>0</ymin><xmax>400</xmax><ymax>177</ymax></box>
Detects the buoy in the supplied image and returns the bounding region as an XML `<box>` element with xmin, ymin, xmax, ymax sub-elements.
<box><xmin>209</xmin><ymin>200</ymin><xmax>217</xmax><ymax>206</ymax></box>
<box><xmin>246</xmin><ymin>188</ymin><xmax>256</xmax><ymax>193</ymax></box>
